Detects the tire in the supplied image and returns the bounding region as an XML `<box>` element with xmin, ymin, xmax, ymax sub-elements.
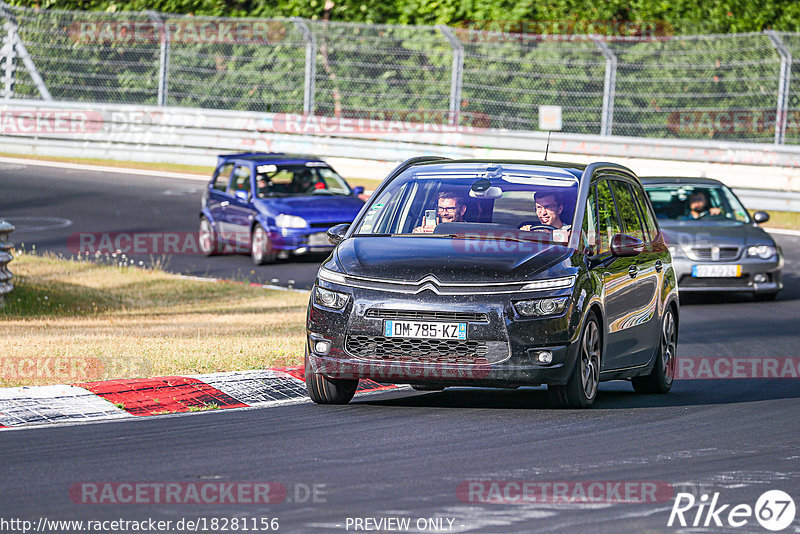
<box><xmin>410</xmin><ymin>385</ymin><xmax>445</xmax><ymax>391</ymax></box>
<box><xmin>632</xmin><ymin>307</ymin><xmax>677</xmax><ymax>394</ymax></box>
<box><xmin>754</xmin><ymin>291</ymin><xmax>779</xmax><ymax>302</ymax></box>
<box><xmin>251</xmin><ymin>225</ymin><xmax>277</xmax><ymax>265</ymax></box>
<box><xmin>198</xmin><ymin>217</ymin><xmax>220</xmax><ymax>256</ymax></box>
<box><xmin>548</xmin><ymin>313</ymin><xmax>601</xmax><ymax>408</ymax></box>
<box><xmin>305</xmin><ymin>349</ymin><xmax>358</xmax><ymax>405</ymax></box>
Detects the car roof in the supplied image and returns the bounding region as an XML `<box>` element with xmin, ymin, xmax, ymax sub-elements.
<box><xmin>408</xmin><ymin>159</ymin><xmax>586</xmax><ymax>180</ymax></box>
<box><xmin>640</xmin><ymin>176</ymin><xmax>724</xmax><ymax>186</ymax></box>
<box><xmin>216</xmin><ymin>152</ymin><xmax>327</xmax><ymax>166</ymax></box>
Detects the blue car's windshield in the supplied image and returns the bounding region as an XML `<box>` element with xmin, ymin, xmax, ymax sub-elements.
<box><xmin>353</xmin><ymin>164</ymin><xmax>580</xmax><ymax>245</ymax></box>
<box><xmin>644</xmin><ymin>184</ymin><xmax>751</xmax><ymax>223</ymax></box>
<box><xmin>255</xmin><ymin>163</ymin><xmax>351</xmax><ymax>197</ymax></box>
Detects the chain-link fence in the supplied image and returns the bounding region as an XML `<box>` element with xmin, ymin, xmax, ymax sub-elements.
<box><xmin>1</xmin><ymin>2</ymin><xmax>799</xmax><ymax>144</ymax></box>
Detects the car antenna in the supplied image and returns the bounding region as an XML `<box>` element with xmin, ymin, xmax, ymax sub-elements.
<box><xmin>544</xmin><ymin>131</ymin><xmax>552</xmax><ymax>161</ymax></box>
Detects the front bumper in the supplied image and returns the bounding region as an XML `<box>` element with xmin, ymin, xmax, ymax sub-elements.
<box><xmin>306</xmin><ymin>283</ymin><xmax>583</xmax><ymax>387</ymax></box>
<box><xmin>672</xmin><ymin>255</ymin><xmax>783</xmax><ymax>294</ymax></box>
<box><xmin>267</xmin><ymin>227</ymin><xmax>334</xmax><ymax>253</ymax></box>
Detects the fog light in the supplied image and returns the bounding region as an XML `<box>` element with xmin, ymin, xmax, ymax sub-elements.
<box><xmin>537</xmin><ymin>351</ymin><xmax>553</xmax><ymax>364</ymax></box>
<box><xmin>754</xmin><ymin>273</ymin><xmax>767</xmax><ymax>283</ymax></box>
<box><xmin>314</xmin><ymin>340</ymin><xmax>331</xmax><ymax>355</ymax></box>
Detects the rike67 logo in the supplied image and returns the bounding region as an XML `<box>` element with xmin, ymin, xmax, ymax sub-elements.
<box><xmin>668</xmin><ymin>490</ymin><xmax>796</xmax><ymax>531</ymax></box>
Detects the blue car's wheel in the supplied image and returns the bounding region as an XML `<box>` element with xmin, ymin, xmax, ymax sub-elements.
<box><xmin>251</xmin><ymin>225</ymin><xmax>277</xmax><ymax>265</ymax></box>
<box><xmin>199</xmin><ymin>217</ymin><xmax>220</xmax><ymax>256</ymax></box>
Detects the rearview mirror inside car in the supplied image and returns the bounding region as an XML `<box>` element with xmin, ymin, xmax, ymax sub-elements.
<box><xmin>327</xmin><ymin>224</ymin><xmax>350</xmax><ymax>246</ymax></box>
<box><xmin>610</xmin><ymin>234</ymin><xmax>644</xmax><ymax>257</ymax></box>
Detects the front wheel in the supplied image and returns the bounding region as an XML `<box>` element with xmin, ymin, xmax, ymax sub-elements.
<box><xmin>251</xmin><ymin>225</ymin><xmax>277</xmax><ymax>265</ymax></box>
<box><xmin>198</xmin><ymin>217</ymin><xmax>220</xmax><ymax>256</ymax></box>
<box><xmin>548</xmin><ymin>313</ymin><xmax>601</xmax><ymax>408</ymax></box>
<box><xmin>305</xmin><ymin>350</ymin><xmax>358</xmax><ymax>405</ymax></box>
<box><xmin>632</xmin><ymin>307</ymin><xmax>677</xmax><ymax>394</ymax></box>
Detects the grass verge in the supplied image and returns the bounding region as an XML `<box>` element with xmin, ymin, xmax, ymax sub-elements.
<box><xmin>762</xmin><ymin>210</ymin><xmax>800</xmax><ymax>231</ymax></box>
<box><xmin>0</xmin><ymin>251</ymin><xmax>308</xmax><ymax>387</ymax></box>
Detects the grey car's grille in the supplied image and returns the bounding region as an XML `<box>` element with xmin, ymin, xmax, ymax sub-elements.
<box><xmin>680</xmin><ymin>275</ymin><xmax>751</xmax><ymax>288</ymax></box>
<box><xmin>365</xmin><ymin>309</ymin><xmax>488</xmax><ymax>323</ymax></box>
<box><xmin>686</xmin><ymin>246</ymin><xmax>741</xmax><ymax>261</ymax></box>
<box><xmin>345</xmin><ymin>335</ymin><xmax>490</xmax><ymax>365</ymax></box>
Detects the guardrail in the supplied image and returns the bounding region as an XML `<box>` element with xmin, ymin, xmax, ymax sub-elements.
<box><xmin>0</xmin><ymin>220</ymin><xmax>14</xmax><ymax>307</ymax></box>
<box><xmin>2</xmin><ymin>98</ymin><xmax>800</xmax><ymax>208</ymax></box>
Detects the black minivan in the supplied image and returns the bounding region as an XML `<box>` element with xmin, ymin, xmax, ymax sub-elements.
<box><xmin>305</xmin><ymin>158</ymin><xmax>679</xmax><ymax>408</ymax></box>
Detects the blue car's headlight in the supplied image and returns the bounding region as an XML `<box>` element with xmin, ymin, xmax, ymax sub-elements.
<box><xmin>747</xmin><ymin>245</ymin><xmax>776</xmax><ymax>260</ymax></box>
<box><xmin>275</xmin><ymin>214</ymin><xmax>307</xmax><ymax>228</ymax></box>
<box><xmin>314</xmin><ymin>286</ymin><xmax>349</xmax><ymax>310</ymax></box>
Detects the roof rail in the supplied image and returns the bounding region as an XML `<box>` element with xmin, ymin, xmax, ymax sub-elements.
<box><xmin>216</xmin><ymin>152</ymin><xmax>287</xmax><ymax>165</ymax></box>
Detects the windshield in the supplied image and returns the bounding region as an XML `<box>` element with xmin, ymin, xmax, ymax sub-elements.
<box><xmin>644</xmin><ymin>184</ymin><xmax>750</xmax><ymax>223</ymax></box>
<box><xmin>255</xmin><ymin>163</ymin><xmax>351</xmax><ymax>197</ymax></box>
<box><xmin>353</xmin><ymin>164</ymin><xmax>580</xmax><ymax>245</ymax></box>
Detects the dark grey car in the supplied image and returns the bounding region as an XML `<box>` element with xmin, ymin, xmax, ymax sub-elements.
<box><xmin>641</xmin><ymin>177</ymin><xmax>783</xmax><ymax>300</ymax></box>
<box><xmin>305</xmin><ymin>158</ymin><xmax>680</xmax><ymax>408</ymax></box>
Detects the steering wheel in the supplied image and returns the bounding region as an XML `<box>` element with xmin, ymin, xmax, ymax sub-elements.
<box><xmin>520</xmin><ymin>223</ymin><xmax>557</xmax><ymax>232</ymax></box>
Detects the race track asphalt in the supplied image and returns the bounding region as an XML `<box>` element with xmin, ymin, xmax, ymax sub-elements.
<box><xmin>1</xmin><ymin>161</ymin><xmax>799</xmax><ymax>532</ymax></box>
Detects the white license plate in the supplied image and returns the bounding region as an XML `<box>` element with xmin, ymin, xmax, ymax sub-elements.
<box><xmin>308</xmin><ymin>232</ymin><xmax>331</xmax><ymax>247</ymax></box>
<box><xmin>691</xmin><ymin>264</ymin><xmax>742</xmax><ymax>278</ymax></box>
<box><xmin>384</xmin><ymin>320</ymin><xmax>467</xmax><ymax>340</ymax></box>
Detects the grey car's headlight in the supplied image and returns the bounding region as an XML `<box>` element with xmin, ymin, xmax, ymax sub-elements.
<box><xmin>314</xmin><ymin>286</ymin><xmax>349</xmax><ymax>310</ymax></box>
<box><xmin>747</xmin><ymin>245</ymin><xmax>776</xmax><ymax>259</ymax></box>
<box><xmin>275</xmin><ymin>214</ymin><xmax>307</xmax><ymax>228</ymax></box>
<box><xmin>514</xmin><ymin>297</ymin><xmax>569</xmax><ymax>317</ymax></box>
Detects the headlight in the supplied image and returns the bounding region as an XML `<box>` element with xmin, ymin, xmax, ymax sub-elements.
<box><xmin>747</xmin><ymin>245</ymin><xmax>776</xmax><ymax>259</ymax></box>
<box><xmin>275</xmin><ymin>214</ymin><xmax>307</xmax><ymax>228</ymax></box>
<box><xmin>318</xmin><ymin>267</ymin><xmax>347</xmax><ymax>284</ymax></box>
<box><xmin>520</xmin><ymin>276</ymin><xmax>575</xmax><ymax>291</ymax></box>
<box><xmin>514</xmin><ymin>297</ymin><xmax>569</xmax><ymax>317</ymax></box>
<box><xmin>314</xmin><ymin>286</ymin><xmax>349</xmax><ymax>310</ymax></box>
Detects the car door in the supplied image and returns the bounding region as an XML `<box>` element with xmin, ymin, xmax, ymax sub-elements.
<box><xmin>226</xmin><ymin>164</ymin><xmax>257</xmax><ymax>251</ymax></box>
<box><xmin>207</xmin><ymin>162</ymin><xmax>234</xmax><ymax>242</ymax></box>
<box><xmin>608</xmin><ymin>179</ymin><xmax>661</xmax><ymax>367</ymax></box>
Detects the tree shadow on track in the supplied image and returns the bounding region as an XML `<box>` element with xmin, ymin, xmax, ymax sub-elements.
<box><xmin>355</xmin><ymin>378</ymin><xmax>800</xmax><ymax>410</ymax></box>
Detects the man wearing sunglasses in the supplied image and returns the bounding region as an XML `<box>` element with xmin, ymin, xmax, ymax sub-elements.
<box><xmin>413</xmin><ymin>191</ymin><xmax>466</xmax><ymax>233</ymax></box>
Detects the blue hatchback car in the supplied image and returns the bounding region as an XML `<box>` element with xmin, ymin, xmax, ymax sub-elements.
<box><xmin>199</xmin><ymin>153</ymin><xmax>365</xmax><ymax>264</ymax></box>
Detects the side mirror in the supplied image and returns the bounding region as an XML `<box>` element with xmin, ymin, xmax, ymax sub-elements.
<box><xmin>327</xmin><ymin>223</ymin><xmax>350</xmax><ymax>246</ymax></box>
<box><xmin>753</xmin><ymin>211</ymin><xmax>770</xmax><ymax>224</ymax></box>
<box><xmin>610</xmin><ymin>234</ymin><xmax>644</xmax><ymax>257</ymax></box>
<box><xmin>352</xmin><ymin>186</ymin><xmax>365</xmax><ymax>196</ymax></box>
<box><xmin>234</xmin><ymin>190</ymin><xmax>250</xmax><ymax>201</ymax></box>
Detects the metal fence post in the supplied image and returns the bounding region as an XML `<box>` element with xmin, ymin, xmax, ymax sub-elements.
<box><xmin>437</xmin><ymin>25</ymin><xmax>463</xmax><ymax>126</ymax></box>
<box><xmin>1</xmin><ymin>22</ymin><xmax>15</xmax><ymax>99</ymax></box>
<box><xmin>765</xmin><ymin>31</ymin><xmax>791</xmax><ymax>145</ymax></box>
<box><xmin>0</xmin><ymin>1</ymin><xmax>51</xmax><ymax>100</ymax></box>
<box><xmin>593</xmin><ymin>37</ymin><xmax>617</xmax><ymax>136</ymax></box>
<box><xmin>148</xmin><ymin>11</ymin><xmax>170</xmax><ymax>107</ymax></box>
<box><xmin>293</xmin><ymin>19</ymin><xmax>316</xmax><ymax>115</ymax></box>
<box><xmin>0</xmin><ymin>220</ymin><xmax>15</xmax><ymax>308</ymax></box>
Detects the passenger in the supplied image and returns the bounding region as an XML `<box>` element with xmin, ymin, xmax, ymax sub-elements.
<box><xmin>413</xmin><ymin>191</ymin><xmax>466</xmax><ymax>233</ymax></box>
<box><xmin>256</xmin><ymin>175</ymin><xmax>270</xmax><ymax>197</ymax></box>
<box><xmin>686</xmin><ymin>190</ymin><xmax>722</xmax><ymax>219</ymax></box>
<box><xmin>520</xmin><ymin>192</ymin><xmax>571</xmax><ymax>231</ymax></box>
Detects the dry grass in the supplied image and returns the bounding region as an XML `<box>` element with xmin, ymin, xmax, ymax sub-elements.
<box><xmin>0</xmin><ymin>252</ymin><xmax>308</xmax><ymax>387</ymax></box>
<box><xmin>763</xmin><ymin>210</ymin><xmax>800</xmax><ymax>231</ymax></box>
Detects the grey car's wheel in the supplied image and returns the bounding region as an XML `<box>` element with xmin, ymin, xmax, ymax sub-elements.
<box><xmin>632</xmin><ymin>307</ymin><xmax>677</xmax><ymax>394</ymax></box>
<box><xmin>305</xmin><ymin>348</ymin><xmax>358</xmax><ymax>405</ymax></box>
<box><xmin>198</xmin><ymin>217</ymin><xmax>219</xmax><ymax>256</ymax></box>
<box><xmin>548</xmin><ymin>314</ymin><xmax>601</xmax><ymax>408</ymax></box>
<box><xmin>251</xmin><ymin>225</ymin><xmax>277</xmax><ymax>265</ymax></box>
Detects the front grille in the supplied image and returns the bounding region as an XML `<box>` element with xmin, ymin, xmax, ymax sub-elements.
<box><xmin>365</xmin><ymin>309</ymin><xmax>488</xmax><ymax>322</ymax></box>
<box><xmin>345</xmin><ymin>335</ymin><xmax>489</xmax><ymax>365</ymax></box>
<box><xmin>680</xmin><ymin>275</ymin><xmax>751</xmax><ymax>288</ymax></box>
<box><xmin>686</xmin><ymin>246</ymin><xmax>741</xmax><ymax>261</ymax></box>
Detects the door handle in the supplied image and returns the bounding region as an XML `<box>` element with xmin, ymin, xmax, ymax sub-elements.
<box><xmin>628</xmin><ymin>265</ymin><xmax>638</xmax><ymax>278</ymax></box>
<box><xmin>220</xmin><ymin>201</ymin><xmax>230</xmax><ymax>207</ymax></box>
<box><xmin>655</xmin><ymin>260</ymin><xmax>663</xmax><ymax>272</ymax></box>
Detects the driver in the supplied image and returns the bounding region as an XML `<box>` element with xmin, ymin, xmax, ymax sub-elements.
<box><xmin>520</xmin><ymin>192</ymin><xmax>571</xmax><ymax>232</ymax></box>
<box><xmin>687</xmin><ymin>190</ymin><xmax>721</xmax><ymax>219</ymax></box>
<box><xmin>413</xmin><ymin>191</ymin><xmax>466</xmax><ymax>233</ymax></box>
<box><xmin>256</xmin><ymin>175</ymin><xmax>270</xmax><ymax>197</ymax></box>
<box><xmin>290</xmin><ymin>170</ymin><xmax>315</xmax><ymax>194</ymax></box>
